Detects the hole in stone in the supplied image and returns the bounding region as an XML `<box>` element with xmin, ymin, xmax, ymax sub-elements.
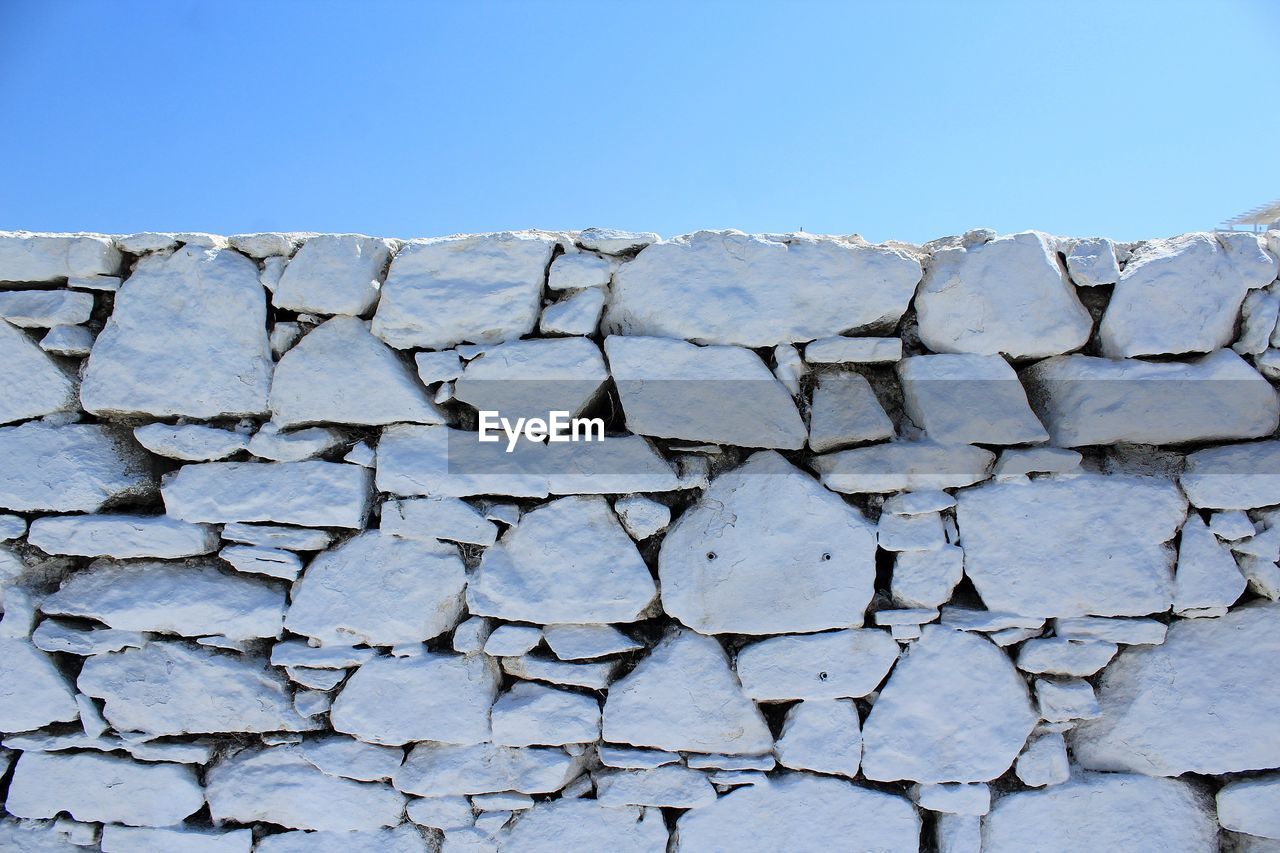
<box><xmin>706</xmin><ymin>551</ymin><xmax>717</xmax><ymax>560</ymax></box>
<box><xmin>821</xmin><ymin>552</ymin><xmax>832</xmax><ymax>561</ymax></box>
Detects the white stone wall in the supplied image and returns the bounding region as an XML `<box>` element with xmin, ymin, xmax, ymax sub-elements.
<box><xmin>1</xmin><ymin>226</ymin><xmax>1279</xmax><ymax>851</ymax></box>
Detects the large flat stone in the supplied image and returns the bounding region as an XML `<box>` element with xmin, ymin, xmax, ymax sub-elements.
<box><xmin>0</xmin><ymin>423</ymin><xmax>153</xmax><ymax>513</ymax></box>
<box><xmin>735</xmin><ymin>628</ymin><xmax>900</xmax><ymax>700</ymax></box>
<box><xmin>1180</xmin><ymin>440</ymin><xmax>1280</xmax><ymax>509</ymax></box>
<box><xmin>162</xmin><ymin>461</ymin><xmax>372</xmax><ymax>528</ymax></box>
<box><xmin>0</xmin><ymin>319</ymin><xmax>77</xmax><ymax>425</ymax></box>
<box><xmin>498</xmin><ymin>799</ymin><xmax>668</xmax><ymax>852</ymax></box>
<box><xmin>898</xmin><ymin>353</ymin><xmax>1047</xmax><ymax>445</ymax></box>
<box><xmin>454</xmin><ymin>336</ymin><xmax>609</xmax><ymax>422</ymax></box>
<box><xmin>0</xmin><ymin>638</ymin><xmax>79</xmax><ymax>732</ymax></box>
<box><xmin>0</xmin><ymin>231</ymin><xmax>121</xmax><ymax>282</ymax></box>
<box><xmin>272</xmin><ymin>234</ymin><xmax>392</xmax><ymax>316</ymax></box>
<box><xmin>814</xmin><ymin>441</ymin><xmax>994</xmax><ymax>494</ymax></box>
<box><xmin>27</xmin><ymin>514</ymin><xmax>218</xmax><ymax>558</ymax></box>
<box><xmin>6</xmin><ymin>752</ymin><xmax>203</xmax><ymax>827</ymax></box>
<box><xmin>393</xmin><ymin>741</ymin><xmax>584</xmax><ymax>796</ymax></box>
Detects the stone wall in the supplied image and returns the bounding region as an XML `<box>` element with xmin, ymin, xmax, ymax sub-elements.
<box><xmin>1</xmin><ymin>226</ymin><xmax>1279</xmax><ymax>851</ymax></box>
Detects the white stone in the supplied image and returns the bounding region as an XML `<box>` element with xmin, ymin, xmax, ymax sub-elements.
<box><xmin>452</xmin><ymin>616</ymin><xmax>491</xmax><ymax>655</ymax></box>
<box><xmin>1017</xmin><ymin>638</ymin><xmax>1118</xmax><ymax>676</ymax></box>
<box><xmin>28</xmin><ymin>514</ymin><xmax>217</xmax><ymax>558</ymax></box>
<box><xmin>0</xmin><ymin>290</ymin><xmax>93</xmax><ymax>328</ymax></box>
<box><xmin>1064</xmin><ymin>236</ymin><xmax>1121</xmax><ymax>286</ymax></box>
<box><xmin>806</xmin><ymin>370</ymin><xmax>895</xmax><ymax>452</ymax></box>
<box><xmin>595</xmin><ymin>766</ymin><xmax>715</xmax><ymax>809</ymax></box>
<box><xmin>1071</xmin><ymin>602</ymin><xmax>1280</xmax><ymax>775</ymax></box>
<box><xmin>992</xmin><ymin>447</ymin><xmax>1082</xmax><ymax>478</ymax></box>
<box><xmin>0</xmin><ymin>513</ymin><xmax>26</xmax><ymax>540</ymax></box>
<box><xmin>542</xmin><ymin>624</ymin><xmax>641</xmax><ymax>660</ymax></box>
<box><xmin>407</xmin><ymin>796</ymin><xmax>474</xmax><ymax>830</ymax></box>
<box><xmin>1051</xmin><ymin>616</ymin><xmax>1167</xmax><ymax>645</ymax></box>
<box><xmin>298</xmin><ymin>734</ymin><xmax>404</xmax><ymax>782</ymax></box>
<box><xmin>132</xmin><ymin>422</ymin><xmax>249</xmax><ymax>461</ymax></box>
<box><xmin>1238</xmin><ymin>554</ymin><xmax>1280</xmax><ymax>599</ymax></box>
<box><xmin>539</xmin><ymin>288</ymin><xmax>605</xmax><ymax>336</ymax></box>
<box><xmin>899</xmin><ymin>353</ymin><xmax>1047</xmax><ymax>445</ymax></box>
<box><xmin>1100</xmin><ymin>231</ymin><xmax>1278</xmax><ymax>357</ymax></box>
<box><xmin>393</xmin><ymin>742</ymin><xmax>583</xmax><ymax>796</ymax></box>
<box><xmin>273</xmin><ymin>234</ymin><xmax>392</xmax><ymax>316</ymax></box>
<box><xmin>685</xmin><ymin>753</ymin><xmax>775</xmax><ymax>771</ymax></box>
<box><xmin>79</xmin><ymin>641</ymin><xmax>315</xmax><ymax>735</ymax></box>
<box><xmin>659</xmin><ymin>451</ymin><xmax>877</xmax><ymax>634</ymax></box>
<box><xmin>804</xmin><ymin>335</ymin><xmax>903</xmax><ymax>363</ymax></box>
<box><xmin>228</xmin><ymin>231</ymin><xmax>298</xmax><ymax>258</ymax></box>
<box><xmin>1014</xmin><ymin>731</ymin><xmax>1070</xmax><ymax>787</ymax></box>
<box><xmin>956</xmin><ymin>475</ymin><xmax>1186</xmax><ymax>617</ymax></box>
<box><xmin>247</xmin><ymin>422</ymin><xmax>345</xmax><ymax>462</ymax></box>
<box><xmin>735</xmin><ymin>628</ymin><xmax>899</xmax><ymax>700</ymax></box>
<box><xmin>69</xmin><ymin>273</ymin><xmax>121</xmax><ymax>291</ymax></box>
<box><xmin>270</xmin><ymin>321</ymin><xmax>302</xmax><ymax>357</ymax></box>
<box><xmin>269</xmin><ymin>316</ymin><xmax>443</xmax><ymax>427</ymax></box>
<box><xmin>81</xmin><ymin>247</ymin><xmax>272</xmax><ymax>417</ymax></box>
<box><xmin>331</xmin><ymin>652</ymin><xmax>500</xmax><ymax>746</ymax></box>
<box><xmin>473</xmin><ymin>792</ymin><xmax>532</xmax><ymax>812</ymax></box>
<box><xmin>674</xmin><ymin>773</ymin><xmax>919</xmax><ymax>852</ymax></box>
<box><xmin>101</xmin><ymin>825</ymin><xmax>251</xmax><ymax>852</ymax></box>
<box><xmin>483</xmin><ymin>624</ymin><xmax>543</xmax><ymax>657</ymax></box>
<box><xmin>1175</xmin><ymin>514</ymin><xmax>1247</xmax><ymax>613</ymax></box>
<box><xmin>498</xmin><ymin>799</ymin><xmax>667</xmax><ymax>852</ymax></box>
<box><xmin>469</xmin><ymin>496</ymin><xmax>655</xmax><ymax>624</ymax></box>
<box><xmin>983</xmin><ymin>772</ymin><xmax>1218</xmax><ymax>852</ymax></box>
<box><xmin>31</xmin><ymin>620</ymin><xmax>144</xmax><ymax>656</ymax></box>
<box><xmin>612</xmin><ymin>495</ymin><xmax>670</xmax><ymax>541</ymax></box>
<box><xmin>500</xmin><ymin>655</ymin><xmax>616</xmax><ymax>690</ymax></box>
<box><xmin>815</xmin><ymin>441</ymin><xmax>995</xmax><ymax>494</ymax></box>
<box><xmin>0</xmin><ymin>423</ymin><xmax>153</xmax><ymax>512</ymax></box>
<box><xmin>936</xmin><ymin>814</ymin><xmax>981</xmax><ymax>853</ymax></box>
<box><xmin>116</xmin><ymin>232</ymin><xmax>178</xmax><ymax>253</ymax></box>
<box><xmin>547</xmin><ymin>252</ymin><xmax>614</xmax><ymax>290</ymax></box>
<box><xmin>492</xmin><ymin>681</ymin><xmax>600</xmax><ymax>747</ymax></box>
<box><xmin>1218</xmin><ymin>775</ymin><xmax>1280</xmax><ymax>840</ymax></box>
<box><xmin>222</xmin><ymin>522</ymin><xmax>332</xmax><ymax>551</ymax></box>
<box><xmin>0</xmin><ymin>320</ymin><xmax>77</xmax><ymax>425</ymax></box>
<box><xmin>414</xmin><ymin>350</ymin><xmax>463</xmax><ymax>386</ymax></box>
<box><xmin>382</xmin><ymin>497</ymin><xmax>497</xmax><ymax>546</ymax></box>
<box><xmin>286</xmin><ymin>531</ymin><xmax>465</xmax><ymax>647</ymax></box>
<box><xmin>42</xmin><ymin>559</ymin><xmax>285</xmax><ymax>640</ymax></box>
<box><xmin>1024</xmin><ymin>349</ymin><xmax>1279</xmax><ymax>446</ymax></box>
<box><xmin>577</xmin><ymin>228</ymin><xmax>659</xmax><ymax>254</ymax></box>
<box><xmin>911</xmin><ymin>782</ymin><xmax>990</xmax><ymax>816</ymax></box>
<box><xmin>605</xmin><ymin>335</ymin><xmax>806</xmax><ymax>449</ymax></box>
<box><xmin>861</xmin><ymin>625</ymin><xmax>1036</xmax><ymax>783</ymax></box>
<box><xmin>598</xmin><ymin>747</ymin><xmax>680</xmax><ymax>769</ymax></box>
<box><xmin>892</xmin><ymin>544</ymin><xmax>964</xmax><ymax>608</ymax></box>
<box><xmin>6</xmin><ymin>752</ymin><xmax>202</xmax><ymax>827</ymax></box>
<box><xmin>772</xmin><ymin>342</ymin><xmax>806</xmax><ymax>395</ymax></box>
<box><xmin>0</xmin><ymin>638</ymin><xmax>79</xmax><ymax>732</ymax></box>
<box><xmin>602</xmin><ymin>629</ymin><xmax>772</xmax><ymax>754</ymax></box>
<box><xmin>1236</xmin><ymin>290</ymin><xmax>1280</xmax><ymax>355</ymax></box>
<box><xmin>454</xmin><ymin>337</ymin><xmax>608</xmax><ymax>422</ymax></box>
<box><xmin>270</xmin><ymin>640</ymin><xmax>376</xmax><ymax>669</ymax></box>
<box><xmin>162</xmin><ymin>461</ymin><xmax>372</xmax><ymax>528</ymax></box>
<box><xmin>206</xmin><ymin>745</ymin><xmax>405</xmax><ymax>831</ymax></box>
<box><xmin>1036</xmin><ymin>678</ymin><xmax>1101</xmax><ymax>721</ymax></box>
<box><xmin>220</xmin><ymin>544</ymin><xmax>302</xmax><ymax>580</ymax></box>
<box><xmin>917</xmin><ymin>231</ymin><xmax>1092</xmax><ymax>358</ymax></box>
<box><xmin>287</xmin><ymin>667</ymin><xmax>346</xmax><ymax>691</ymax></box>
<box><xmin>372</xmin><ymin>232</ymin><xmax>558</xmax><ymax>349</ymax></box>
<box><xmin>775</xmin><ymin>699</ymin><xmax>862</xmax><ymax>777</ymax></box>
<box><xmin>878</xmin><ymin>511</ymin><xmax>945</xmax><ymax>551</ymax></box>
<box><xmin>0</xmin><ymin>232</ymin><xmax>121</xmax><ymax>281</ymax></box>
<box><xmin>1181</xmin><ymin>440</ymin><xmax>1280</xmax><ymax>509</ymax></box>
<box><xmin>605</xmin><ymin>230</ymin><xmax>922</xmax><ymax>347</ymax></box>
<box><xmin>39</xmin><ymin>324</ymin><xmax>94</xmax><ymax>356</ymax></box>
<box><xmin>253</xmin><ymin>825</ymin><xmax>429</xmax><ymax>853</ymax></box>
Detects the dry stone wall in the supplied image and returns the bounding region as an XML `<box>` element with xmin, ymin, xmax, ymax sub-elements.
<box><xmin>1</xmin><ymin>226</ymin><xmax>1280</xmax><ymax>851</ymax></box>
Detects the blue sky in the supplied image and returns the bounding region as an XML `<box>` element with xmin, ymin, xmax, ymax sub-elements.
<box><xmin>1</xmin><ymin>0</ymin><xmax>1277</xmax><ymax>244</ymax></box>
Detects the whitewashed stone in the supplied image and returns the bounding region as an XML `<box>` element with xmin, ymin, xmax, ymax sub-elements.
<box><xmin>1017</xmin><ymin>638</ymin><xmax>1118</xmax><ymax>676</ymax></box>
<box><xmin>331</xmin><ymin>653</ymin><xmax>500</xmax><ymax>746</ymax></box>
<box><xmin>0</xmin><ymin>638</ymin><xmax>79</xmax><ymax>732</ymax></box>
<box><xmin>469</xmin><ymin>496</ymin><xmax>655</xmax><ymax>624</ymax></box>
<box><xmin>1051</xmin><ymin>616</ymin><xmax>1167</xmax><ymax>645</ymax></box>
<box><xmin>483</xmin><ymin>624</ymin><xmax>542</xmax><ymax>657</ymax></box>
<box><xmin>804</xmin><ymin>336</ymin><xmax>903</xmax><ymax>363</ymax></box>
<box><xmin>28</xmin><ymin>514</ymin><xmax>217</xmax><ymax>558</ymax></box>
<box><xmin>500</xmin><ymin>655</ymin><xmax>617</xmax><ymax>690</ymax></box>
<box><xmin>270</xmin><ymin>321</ymin><xmax>302</xmax><ymax>357</ymax></box>
<box><xmin>206</xmin><ymin>746</ymin><xmax>406</xmax><ymax>831</ymax></box>
<box><xmin>299</xmin><ymin>734</ymin><xmax>404</xmax><ymax>782</ymax></box>
<box><xmin>6</xmin><ymin>752</ymin><xmax>202</xmax><ymax>827</ymax></box>
<box><xmin>884</xmin><ymin>489</ymin><xmax>957</xmax><ymax>515</ymax></box>
<box><xmin>1238</xmin><ymin>553</ymin><xmax>1280</xmax><ymax>599</ymax></box>
<box><xmin>605</xmin><ymin>335</ymin><xmax>806</xmax><ymax>449</ymax></box>
<box><xmin>1064</xmin><ymin>236</ymin><xmax>1121</xmax><ymax>286</ymax></box>
<box><xmin>1100</xmin><ymin>231</ymin><xmax>1278</xmax><ymax>357</ymax></box>
<box><xmin>273</xmin><ymin>234</ymin><xmax>392</xmax><ymax>316</ymax></box>
<box><xmin>382</xmin><ymin>497</ymin><xmax>497</xmax><ymax>546</ymax></box>
<box><xmin>222</xmin><ymin>522</ymin><xmax>332</xmax><ymax>550</ymax></box>
<box><xmin>30</xmin><ymin>620</ymin><xmax>144</xmax><ymax>656</ymax></box>
<box><xmin>577</xmin><ymin>228</ymin><xmax>659</xmax><ymax>255</ymax></box>
<box><xmin>162</xmin><ymin>461</ymin><xmax>372</xmax><ymax>528</ymax></box>
<box><xmin>247</xmin><ymin>422</ymin><xmax>345</xmax><ymax>462</ymax></box>
<box><xmin>775</xmin><ymin>699</ymin><xmax>862</xmax><ymax>777</ymax></box>
<box><xmin>1218</xmin><ymin>775</ymin><xmax>1280</xmax><ymax>840</ymax></box>
<box><xmin>132</xmin><ymin>423</ymin><xmax>249</xmax><ymax>461</ymax></box>
<box><xmin>1015</xmin><ymin>731</ymin><xmax>1069</xmax><ymax>787</ymax></box>
<box><xmin>598</xmin><ymin>747</ymin><xmax>680</xmax><ymax>769</ymax></box>
<box><xmin>0</xmin><ymin>423</ymin><xmax>153</xmax><ymax>512</ymax></box>
<box><xmin>862</xmin><ymin>626</ymin><xmax>1036</xmax><ymax>783</ymax></box>
<box><xmin>675</xmin><ymin>773</ymin><xmax>919</xmax><ymax>852</ymax></box>
<box><xmin>815</xmin><ymin>441</ymin><xmax>995</xmax><ymax>494</ymax></box>
<box><xmin>269</xmin><ymin>316</ymin><xmax>443</xmax><ymax>427</ymax></box>
<box><xmin>1236</xmin><ymin>290</ymin><xmax>1280</xmax><ymax>355</ymax></box>
<box><xmin>116</xmin><ymin>232</ymin><xmax>178</xmax><ymax>253</ymax></box>
<box><xmin>806</xmin><ymin>370</ymin><xmax>895</xmax><ymax>452</ymax></box>
<box><xmin>79</xmin><ymin>641</ymin><xmax>315</xmax><ymax>735</ymax></box>
<box><xmin>983</xmin><ymin>772</ymin><xmax>1218</xmax><ymax>852</ymax></box>
<box><xmin>540</xmin><ymin>287</ymin><xmax>605</xmax><ymax>336</ymax></box>
<box><xmin>39</xmin><ymin>324</ymin><xmax>94</xmax><ymax>356</ymax></box>
<box><xmin>911</xmin><ymin>782</ymin><xmax>990</xmax><ymax>816</ymax></box>
<box><xmin>685</xmin><ymin>753</ymin><xmax>776</xmax><ymax>771</ymax></box>
<box><xmin>917</xmin><ymin>231</ymin><xmax>1092</xmax><ymax>358</ymax></box>
<box><xmin>735</xmin><ymin>628</ymin><xmax>899</xmax><ymax>700</ymax></box>
<box><xmin>0</xmin><ymin>514</ymin><xmax>26</xmax><ymax>541</ymax></box>
<box><xmin>992</xmin><ymin>446</ymin><xmax>1081</xmax><ymax>478</ymax></box>
<box><xmin>491</xmin><ymin>682</ymin><xmax>599</xmax><ymax>747</ymax></box>
<box><xmin>43</xmin><ymin>559</ymin><xmax>284</xmax><ymax>640</ymax></box>
<box><xmin>772</xmin><ymin>342</ymin><xmax>806</xmax><ymax>395</ymax></box>
<box><xmin>0</xmin><ymin>320</ymin><xmax>77</xmax><ymax>424</ymax></box>
<box><xmin>499</xmin><ymin>800</ymin><xmax>667</xmax><ymax>852</ymax></box>
<box><xmin>0</xmin><ymin>232</ymin><xmax>121</xmax><ymax>281</ymax></box>
<box><xmin>547</xmin><ymin>252</ymin><xmax>614</xmax><ymax>290</ymax></box>
<box><xmin>101</xmin><ymin>825</ymin><xmax>252</xmax><ymax>853</ymax></box>
<box><xmin>605</xmin><ymin>231</ymin><xmax>922</xmax><ymax>347</ymax></box>
<box><xmin>1071</xmin><ymin>602</ymin><xmax>1280</xmax><ymax>775</ymax></box>
<box><xmin>287</xmin><ymin>667</ymin><xmax>346</xmax><ymax>691</ymax></box>
<box><xmin>878</xmin><ymin>511</ymin><xmax>945</xmax><ymax>551</ymax></box>
<box><xmin>603</xmin><ymin>629</ymin><xmax>771</xmax><ymax>754</ymax></box>
<box><xmin>69</xmin><ymin>273</ymin><xmax>121</xmax><ymax>291</ymax></box>
<box><xmin>612</xmin><ymin>495</ymin><xmax>670</xmax><ymax>541</ymax></box>
<box><xmin>394</xmin><ymin>742</ymin><xmax>583</xmax><ymax>796</ymax></box>
<box><xmin>1175</xmin><ymin>514</ymin><xmax>1247</xmax><ymax>613</ymax></box>
<box><xmin>415</xmin><ymin>350</ymin><xmax>463</xmax><ymax>386</ymax></box>
<box><xmin>1024</xmin><ymin>349</ymin><xmax>1279</xmax><ymax>446</ymax></box>
<box><xmin>0</xmin><ymin>290</ymin><xmax>93</xmax><ymax>328</ymax></box>
<box><xmin>0</xmin><ymin>818</ymin><xmax>84</xmax><ymax>852</ymax></box>
<box><xmin>454</xmin><ymin>337</ymin><xmax>608</xmax><ymax>422</ymax></box>
<box><xmin>1036</xmin><ymin>678</ymin><xmax>1101</xmax><ymax>721</ymax></box>
<box><xmin>899</xmin><ymin>353</ymin><xmax>1047</xmax><ymax>445</ymax></box>
<box><xmin>250</xmin><ymin>826</ymin><xmax>429</xmax><ymax>853</ymax></box>
<box><xmin>892</xmin><ymin>544</ymin><xmax>964</xmax><ymax>608</ymax></box>
<box><xmin>452</xmin><ymin>616</ymin><xmax>491</xmax><ymax>655</ymax></box>
<box><xmin>271</xmin><ymin>641</ymin><xmax>375</xmax><ymax>669</ymax></box>
<box><xmin>937</xmin><ymin>814</ymin><xmax>982</xmax><ymax>853</ymax></box>
<box><xmin>595</xmin><ymin>766</ymin><xmax>715</xmax><ymax>809</ymax></box>
<box><xmin>542</xmin><ymin>624</ymin><xmax>641</xmax><ymax>660</ymax></box>
<box><xmin>220</xmin><ymin>544</ymin><xmax>302</xmax><ymax>580</ymax></box>
<box><xmin>81</xmin><ymin>247</ymin><xmax>272</xmax><ymax>417</ymax></box>
<box><xmin>407</xmin><ymin>796</ymin><xmax>474</xmax><ymax>830</ymax></box>
<box><xmin>956</xmin><ymin>475</ymin><xmax>1186</xmax><ymax>617</ymax></box>
<box><xmin>287</xmin><ymin>532</ymin><xmax>465</xmax><ymax>647</ymax></box>
<box><xmin>372</xmin><ymin>232</ymin><xmax>557</xmax><ymax>349</ymax></box>
<box><xmin>1181</xmin><ymin>440</ymin><xmax>1280</xmax><ymax>510</ymax></box>
<box><xmin>659</xmin><ymin>451</ymin><xmax>877</xmax><ymax>634</ymax></box>
<box><xmin>227</xmin><ymin>232</ymin><xmax>298</xmax><ymax>258</ymax></box>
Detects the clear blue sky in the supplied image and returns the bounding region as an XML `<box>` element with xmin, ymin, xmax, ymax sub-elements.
<box><xmin>2</xmin><ymin>0</ymin><xmax>1277</xmax><ymax>244</ymax></box>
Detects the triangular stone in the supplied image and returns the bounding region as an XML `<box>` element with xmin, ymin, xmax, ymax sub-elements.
<box><xmin>1173</xmin><ymin>514</ymin><xmax>1246</xmax><ymax>614</ymax></box>
<box><xmin>602</xmin><ymin>628</ymin><xmax>772</xmax><ymax>755</ymax></box>
<box><xmin>0</xmin><ymin>319</ymin><xmax>77</xmax><ymax>425</ymax></box>
<box><xmin>269</xmin><ymin>316</ymin><xmax>445</xmax><ymax>427</ymax></box>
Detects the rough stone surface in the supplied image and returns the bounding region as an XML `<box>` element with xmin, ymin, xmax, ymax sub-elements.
<box><xmin>6</xmin><ymin>752</ymin><xmax>203</xmax><ymax>827</ymax></box>
<box><xmin>0</xmin><ymin>423</ymin><xmax>153</xmax><ymax>513</ymax></box>
<box><xmin>272</xmin><ymin>234</ymin><xmax>392</xmax><ymax>316</ymax></box>
<box><xmin>0</xmin><ymin>319</ymin><xmax>78</xmax><ymax>425</ymax></box>
<box><xmin>162</xmin><ymin>461</ymin><xmax>373</xmax><ymax>528</ymax></box>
